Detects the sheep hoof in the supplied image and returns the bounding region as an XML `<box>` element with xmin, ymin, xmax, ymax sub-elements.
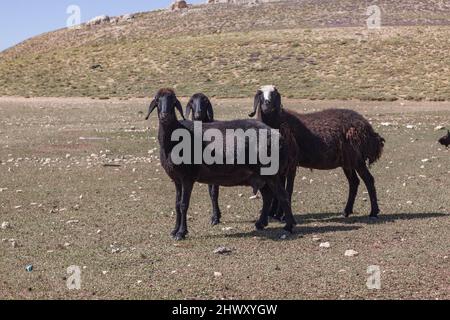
<box><xmin>211</xmin><ymin>217</ymin><xmax>221</xmax><ymax>226</ymax></box>
<box><xmin>173</xmin><ymin>233</ymin><xmax>187</xmax><ymax>241</ymax></box>
<box><xmin>370</xmin><ymin>210</ymin><xmax>380</xmax><ymax>219</ymax></box>
<box><xmin>343</xmin><ymin>210</ymin><xmax>352</xmax><ymax>218</ymax></box>
<box><xmin>369</xmin><ymin>214</ymin><xmax>379</xmax><ymax>220</ymax></box>
<box><xmin>255</xmin><ymin>220</ymin><xmax>267</xmax><ymax>230</ymax></box>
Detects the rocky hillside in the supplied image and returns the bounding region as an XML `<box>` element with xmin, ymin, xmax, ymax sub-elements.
<box><xmin>1</xmin><ymin>0</ymin><xmax>450</xmax><ymax>99</ymax></box>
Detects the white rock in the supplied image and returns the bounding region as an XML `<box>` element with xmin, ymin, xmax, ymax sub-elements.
<box><xmin>122</xmin><ymin>13</ymin><xmax>134</xmax><ymax>21</ymax></box>
<box><xmin>87</xmin><ymin>15</ymin><xmax>110</xmax><ymax>26</ymax></box>
<box><xmin>249</xmin><ymin>194</ymin><xmax>260</xmax><ymax>200</ymax></box>
<box><xmin>421</xmin><ymin>159</ymin><xmax>430</xmax><ymax>163</ymax></box>
<box><xmin>312</xmin><ymin>236</ymin><xmax>321</xmax><ymax>242</ymax></box>
<box><xmin>1</xmin><ymin>222</ymin><xmax>10</xmax><ymax>230</ymax></box>
<box><xmin>344</xmin><ymin>249</ymin><xmax>359</xmax><ymax>257</ymax></box>
<box><xmin>213</xmin><ymin>246</ymin><xmax>233</xmax><ymax>255</ymax></box>
<box><xmin>214</xmin><ymin>272</ymin><xmax>223</xmax><ymax>278</ymax></box>
<box><xmin>380</xmin><ymin>122</ymin><xmax>392</xmax><ymax>127</ymax></box>
<box><xmin>434</xmin><ymin>126</ymin><xmax>445</xmax><ymax>131</ymax></box>
<box><xmin>319</xmin><ymin>242</ymin><xmax>331</xmax><ymax>249</ymax></box>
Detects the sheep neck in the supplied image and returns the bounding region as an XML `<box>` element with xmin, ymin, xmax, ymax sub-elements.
<box><xmin>260</xmin><ymin>111</ymin><xmax>281</xmax><ymax>129</ymax></box>
<box><xmin>158</xmin><ymin>117</ymin><xmax>184</xmax><ymax>154</ymax></box>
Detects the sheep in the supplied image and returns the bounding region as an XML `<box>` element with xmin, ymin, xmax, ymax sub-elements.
<box><xmin>146</xmin><ymin>88</ymin><xmax>297</xmax><ymax>240</ymax></box>
<box><xmin>249</xmin><ymin>85</ymin><xmax>385</xmax><ymax>218</ymax></box>
<box><xmin>438</xmin><ymin>130</ymin><xmax>450</xmax><ymax>147</ymax></box>
<box><xmin>185</xmin><ymin>93</ymin><xmax>221</xmax><ymax>225</ymax></box>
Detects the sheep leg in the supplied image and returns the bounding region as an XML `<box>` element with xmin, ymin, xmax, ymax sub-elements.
<box><xmin>174</xmin><ymin>181</ymin><xmax>194</xmax><ymax>241</ymax></box>
<box><xmin>171</xmin><ymin>182</ymin><xmax>183</xmax><ymax>238</ymax></box>
<box><xmin>271</xmin><ymin>176</ymin><xmax>285</xmax><ymax>221</ymax></box>
<box><xmin>274</xmin><ymin>171</ymin><xmax>296</xmax><ymax>221</ymax></box>
<box><xmin>268</xmin><ymin>198</ymin><xmax>279</xmax><ymax>219</ymax></box>
<box><xmin>208</xmin><ymin>185</ymin><xmax>222</xmax><ymax>226</ymax></box>
<box><xmin>255</xmin><ymin>185</ymin><xmax>273</xmax><ymax>230</ymax></box>
<box><xmin>267</xmin><ymin>179</ymin><xmax>297</xmax><ymax>233</ymax></box>
<box><xmin>356</xmin><ymin>164</ymin><xmax>380</xmax><ymax>218</ymax></box>
<box><xmin>343</xmin><ymin>168</ymin><xmax>360</xmax><ymax>217</ymax></box>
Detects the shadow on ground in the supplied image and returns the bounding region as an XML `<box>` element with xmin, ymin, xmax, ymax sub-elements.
<box><xmin>205</xmin><ymin>212</ymin><xmax>447</xmax><ymax>241</ymax></box>
<box><xmin>299</xmin><ymin>212</ymin><xmax>448</xmax><ymax>225</ymax></box>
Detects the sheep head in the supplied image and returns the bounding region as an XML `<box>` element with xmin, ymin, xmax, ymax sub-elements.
<box><xmin>186</xmin><ymin>93</ymin><xmax>214</xmax><ymax>122</ymax></box>
<box><xmin>438</xmin><ymin>130</ymin><xmax>450</xmax><ymax>147</ymax></box>
<box><xmin>145</xmin><ymin>88</ymin><xmax>185</xmax><ymax>121</ymax></box>
<box><xmin>249</xmin><ymin>85</ymin><xmax>282</xmax><ymax>118</ymax></box>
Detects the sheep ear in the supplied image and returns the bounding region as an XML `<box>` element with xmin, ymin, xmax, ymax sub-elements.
<box><xmin>206</xmin><ymin>99</ymin><xmax>214</xmax><ymax>121</ymax></box>
<box><xmin>185</xmin><ymin>99</ymin><xmax>193</xmax><ymax>120</ymax></box>
<box><xmin>175</xmin><ymin>99</ymin><xmax>185</xmax><ymax>120</ymax></box>
<box><xmin>249</xmin><ymin>91</ymin><xmax>261</xmax><ymax>117</ymax></box>
<box><xmin>145</xmin><ymin>99</ymin><xmax>158</xmax><ymax>120</ymax></box>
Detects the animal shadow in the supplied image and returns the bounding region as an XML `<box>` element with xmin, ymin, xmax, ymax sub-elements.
<box><xmin>298</xmin><ymin>212</ymin><xmax>448</xmax><ymax>225</ymax></box>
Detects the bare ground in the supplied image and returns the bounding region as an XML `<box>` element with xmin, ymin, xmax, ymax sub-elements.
<box><xmin>0</xmin><ymin>97</ymin><xmax>449</xmax><ymax>300</ymax></box>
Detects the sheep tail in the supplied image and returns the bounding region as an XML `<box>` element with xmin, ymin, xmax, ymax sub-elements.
<box><xmin>367</xmin><ymin>132</ymin><xmax>385</xmax><ymax>165</ymax></box>
<box><xmin>345</xmin><ymin>125</ymin><xmax>385</xmax><ymax>167</ymax></box>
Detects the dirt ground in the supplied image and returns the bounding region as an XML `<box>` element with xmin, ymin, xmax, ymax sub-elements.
<box><xmin>0</xmin><ymin>97</ymin><xmax>449</xmax><ymax>300</ymax></box>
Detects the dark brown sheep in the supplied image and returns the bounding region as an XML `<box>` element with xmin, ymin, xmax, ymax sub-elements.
<box><xmin>438</xmin><ymin>130</ymin><xmax>450</xmax><ymax>147</ymax></box>
<box><xmin>250</xmin><ymin>85</ymin><xmax>385</xmax><ymax>218</ymax></box>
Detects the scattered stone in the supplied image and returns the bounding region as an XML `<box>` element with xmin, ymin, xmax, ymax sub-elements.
<box><xmin>170</xmin><ymin>0</ymin><xmax>188</xmax><ymax>11</ymax></box>
<box><xmin>1</xmin><ymin>221</ymin><xmax>10</xmax><ymax>230</ymax></box>
<box><xmin>66</xmin><ymin>220</ymin><xmax>79</xmax><ymax>225</ymax></box>
<box><xmin>221</xmin><ymin>227</ymin><xmax>234</xmax><ymax>232</ymax></box>
<box><xmin>122</xmin><ymin>13</ymin><xmax>135</xmax><ymax>21</ymax></box>
<box><xmin>434</xmin><ymin>126</ymin><xmax>445</xmax><ymax>131</ymax></box>
<box><xmin>10</xmin><ymin>239</ymin><xmax>18</xmax><ymax>248</ymax></box>
<box><xmin>214</xmin><ymin>271</ymin><xmax>223</xmax><ymax>278</ymax></box>
<box><xmin>87</xmin><ymin>15</ymin><xmax>110</xmax><ymax>26</ymax></box>
<box><xmin>213</xmin><ymin>246</ymin><xmax>233</xmax><ymax>255</ymax></box>
<box><xmin>312</xmin><ymin>236</ymin><xmax>321</xmax><ymax>242</ymax></box>
<box><xmin>344</xmin><ymin>250</ymin><xmax>359</xmax><ymax>257</ymax></box>
<box><xmin>25</xmin><ymin>264</ymin><xmax>33</xmax><ymax>272</ymax></box>
<box><xmin>319</xmin><ymin>242</ymin><xmax>331</xmax><ymax>249</ymax></box>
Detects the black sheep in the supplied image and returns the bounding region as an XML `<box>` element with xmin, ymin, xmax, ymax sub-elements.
<box><xmin>185</xmin><ymin>93</ymin><xmax>221</xmax><ymax>226</ymax></box>
<box><xmin>250</xmin><ymin>85</ymin><xmax>385</xmax><ymax>218</ymax></box>
<box><xmin>146</xmin><ymin>88</ymin><xmax>297</xmax><ymax>240</ymax></box>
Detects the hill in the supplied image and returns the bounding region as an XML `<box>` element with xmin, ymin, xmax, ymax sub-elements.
<box><xmin>1</xmin><ymin>0</ymin><xmax>450</xmax><ymax>100</ymax></box>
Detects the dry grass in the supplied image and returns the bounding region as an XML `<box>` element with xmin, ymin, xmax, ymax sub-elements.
<box><xmin>0</xmin><ymin>97</ymin><xmax>449</xmax><ymax>299</ymax></box>
<box><xmin>0</xmin><ymin>1</ymin><xmax>450</xmax><ymax>100</ymax></box>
